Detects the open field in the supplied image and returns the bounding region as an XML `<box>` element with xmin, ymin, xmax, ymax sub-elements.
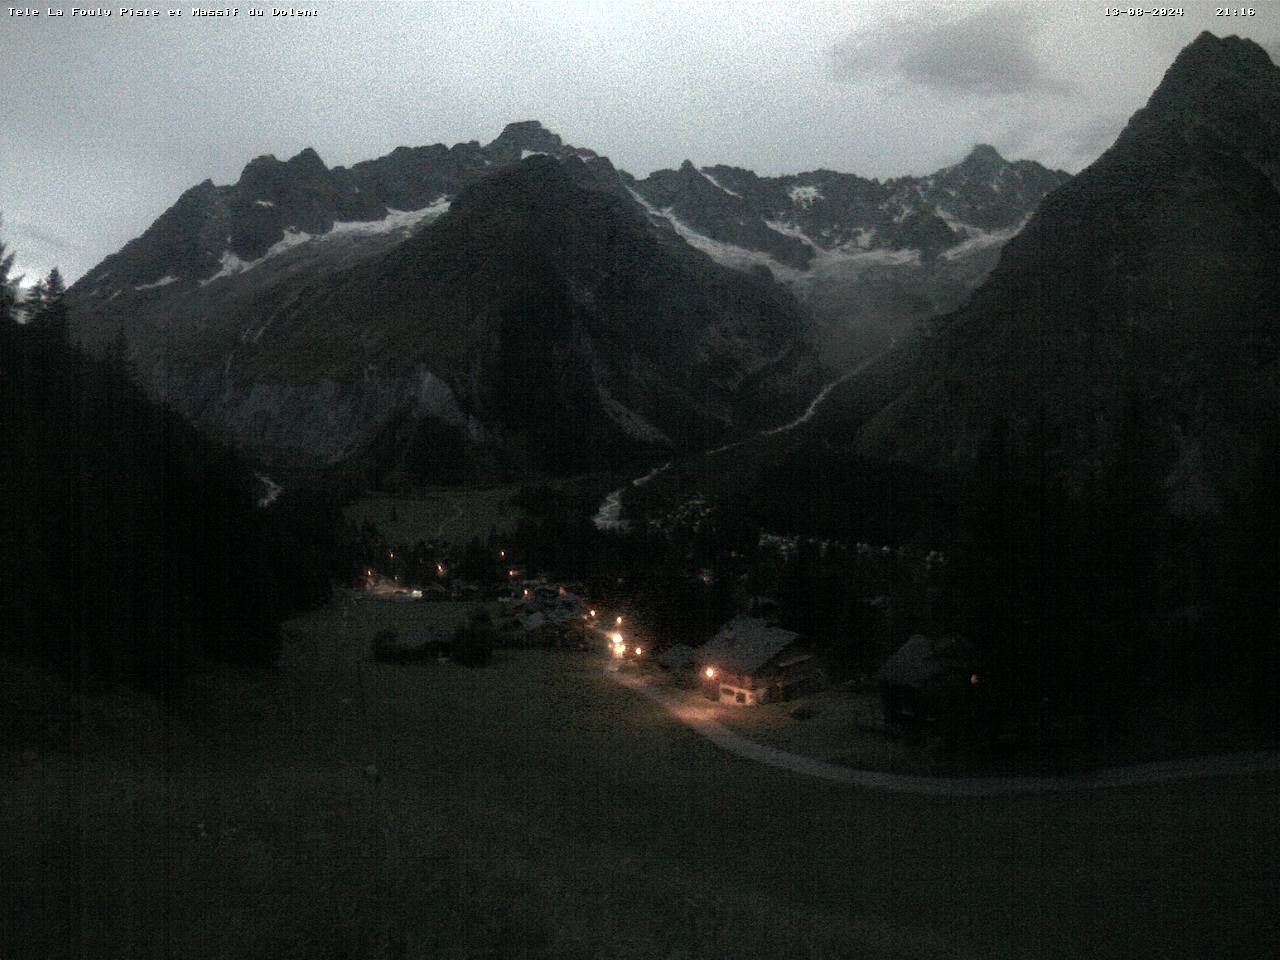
<box><xmin>345</xmin><ymin>487</ymin><xmax>522</xmax><ymax>546</ymax></box>
<box><xmin>648</xmin><ymin>669</ymin><xmax>1279</xmax><ymax>778</ymax></box>
<box><xmin>4</xmin><ymin>597</ymin><xmax>1279</xmax><ymax>959</ymax></box>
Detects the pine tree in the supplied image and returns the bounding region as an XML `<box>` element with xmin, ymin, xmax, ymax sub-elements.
<box><xmin>41</xmin><ymin>267</ymin><xmax>68</xmax><ymax>341</ymax></box>
<box><xmin>23</xmin><ymin>278</ymin><xmax>46</xmax><ymax>324</ymax></box>
<box><xmin>25</xmin><ymin>268</ymin><xmax>68</xmax><ymax>341</ymax></box>
<box><xmin>0</xmin><ymin>235</ymin><xmax>16</xmax><ymax>324</ymax></box>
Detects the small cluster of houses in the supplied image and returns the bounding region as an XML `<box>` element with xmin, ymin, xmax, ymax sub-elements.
<box><xmin>361</xmin><ymin>562</ymin><xmax>965</xmax><ymax>728</ymax></box>
<box><xmin>358</xmin><ymin>569</ymin><xmax>487</xmax><ymax>603</ymax></box>
<box><xmin>496</xmin><ymin>580</ymin><xmax>593</xmax><ymax>644</ymax></box>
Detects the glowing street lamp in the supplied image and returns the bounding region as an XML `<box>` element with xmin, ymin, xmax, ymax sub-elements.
<box><xmin>704</xmin><ymin>666</ymin><xmax>717</xmax><ymax>680</ymax></box>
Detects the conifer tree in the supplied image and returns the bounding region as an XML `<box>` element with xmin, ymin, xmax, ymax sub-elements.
<box><xmin>41</xmin><ymin>267</ymin><xmax>68</xmax><ymax>340</ymax></box>
<box><xmin>23</xmin><ymin>277</ymin><xmax>46</xmax><ymax>324</ymax></box>
<box><xmin>24</xmin><ymin>268</ymin><xmax>68</xmax><ymax>341</ymax></box>
<box><xmin>0</xmin><ymin>235</ymin><xmax>16</xmax><ymax>324</ymax></box>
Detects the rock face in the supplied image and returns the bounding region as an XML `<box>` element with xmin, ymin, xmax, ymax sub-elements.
<box><xmin>854</xmin><ymin>32</ymin><xmax>1280</xmax><ymax>512</ymax></box>
<box><xmin>626</xmin><ymin>144</ymin><xmax>1068</xmax><ymax>361</ymax></box>
<box><xmin>70</xmin><ymin>143</ymin><xmax>815</xmax><ymax>480</ymax></box>
<box><xmin>72</xmin><ymin>121</ymin><xmax>608</xmax><ymax>296</ymax></box>
<box><xmin>628</xmin><ymin>32</ymin><xmax>1280</xmax><ymax>556</ymax></box>
<box><xmin>66</xmin><ymin>120</ymin><xmax>1060</xmax><ymax>481</ymax></box>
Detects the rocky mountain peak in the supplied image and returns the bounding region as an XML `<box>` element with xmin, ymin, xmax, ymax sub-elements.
<box><xmin>961</xmin><ymin>144</ymin><xmax>1005</xmax><ymax>166</ymax></box>
<box><xmin>1128</xmin><ymin>32</ymin><xmax>1279</xmax><ymax>138</ymax></box>
<box><xmin>1169</xmin><ymin>31</ymin><xmax>1276</xmax><ymax>80</ymax></box>
<box><xmin>285</xmin><ymin>146</ymin><xmax>329</xmax><ymax>175</ymax></box>
<box><xmin>869</xmin><ymin>30</ymin><xmax>1280</xmax><ymax>530</ymax></box>
<box><xmin>485</xmin><ymin>120</ymin><xmax>564</xmax><ymax>159</ymax></box>
<box><xmin>239</xmin><ymin>153</ymin><xmax>281</xmax><ymax>178</ymax></box>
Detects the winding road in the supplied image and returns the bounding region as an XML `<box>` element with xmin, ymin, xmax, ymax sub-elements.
<box><xmin>605</xmin><ymin>667</ymin><xmax>1280</xmax><ymax>797</ymax></box>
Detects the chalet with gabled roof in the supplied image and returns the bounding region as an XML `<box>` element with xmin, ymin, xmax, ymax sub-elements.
<box><xmin>695</xmin><ymin>616</ymin><xmax>823</xmax><ymax>705</ymax></box>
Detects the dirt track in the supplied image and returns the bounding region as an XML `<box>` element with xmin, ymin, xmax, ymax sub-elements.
<box><xmin>606</xmin><ymin>667</ymin><xmax>1280</xmax><ymax>796</ymax></box>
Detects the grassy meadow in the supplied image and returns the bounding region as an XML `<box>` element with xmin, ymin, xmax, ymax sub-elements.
<box><xmin>3</xmin><ymin>595</ymin><xmax>1278</xmax><ymax>959</ymax></box>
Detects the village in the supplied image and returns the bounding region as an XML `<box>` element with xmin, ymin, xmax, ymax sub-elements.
<box><xmin>342</xmin><ymin>489</ymin><xmax>1064</xmax><ymax>769</ymax></box>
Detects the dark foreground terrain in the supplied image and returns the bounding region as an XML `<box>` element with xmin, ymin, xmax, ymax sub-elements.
<box><xmin>4</xmin><ymin>597</ymin><xmax>1278</xmax><ymax>960</ymax></box>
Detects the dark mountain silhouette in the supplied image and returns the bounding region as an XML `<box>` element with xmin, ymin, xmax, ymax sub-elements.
<box><xmin>0</xmin><ymin>312</ymin><xmax>336</xmax><ymax>693</ymax></box>
<box><xmin>65</xmin><ymin>122</ymin><xmax>1061</xmax><ymax>483</ymax></box>
<box><xmin>629</xmin><ymin>33</ymin><xmax>1280</xmax><ymax>726</ymax></box>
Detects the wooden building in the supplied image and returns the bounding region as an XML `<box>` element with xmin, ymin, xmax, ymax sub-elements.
<box><xmin>695</xmin><ymin>616</ymin><xmax>823</xmax><ymax>705</ymax></box>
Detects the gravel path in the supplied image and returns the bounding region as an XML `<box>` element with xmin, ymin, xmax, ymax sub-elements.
<box><xmin>605</xmin><ymin>667</ymin><xmax>1280</xmax><ymax>797</ymax></box>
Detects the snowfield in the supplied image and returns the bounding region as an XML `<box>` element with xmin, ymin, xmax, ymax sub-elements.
<box><xmin>200</xmin><ymin>199</ymin><xmax>452</xmax><ymax>286</ymax></box>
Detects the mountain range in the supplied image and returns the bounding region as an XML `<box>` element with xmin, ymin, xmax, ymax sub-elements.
<box><xmin>65</xmin><ymin>120</ymin><xmax>1064</xmax><ymax>482</ymax></box>
<box><xmin>626</xmin><ymin>33</ymin><xmax>1279</xmax><ymax>689</ymax></box>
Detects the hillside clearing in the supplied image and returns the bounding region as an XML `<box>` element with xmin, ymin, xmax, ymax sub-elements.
<box><xmin>4</xmin><ymin>597</ymin><xmax>1278</xmax><ymax>959</ymax></box>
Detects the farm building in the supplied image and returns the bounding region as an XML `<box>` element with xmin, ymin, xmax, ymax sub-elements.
<box><xmin>874</xmin><ymin>634</ymin><xmax>971</xmax><ymax>725</ymax></box>
<box><xmin>695</xmin><ymin>616</ymin><xmax>823</xmax><ymax>705</ymax></box>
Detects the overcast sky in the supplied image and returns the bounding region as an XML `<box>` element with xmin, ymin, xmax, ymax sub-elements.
<box><xmin>2</xmin><ymin>0</ymin><xmax>1277</xmax><ymax>284</ymax></box>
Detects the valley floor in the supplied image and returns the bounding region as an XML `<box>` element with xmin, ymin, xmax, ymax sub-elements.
<box><xmin>4</xmin><ymin>597</ymin><xmax>1279</xmax><ymax>959</ymax></box>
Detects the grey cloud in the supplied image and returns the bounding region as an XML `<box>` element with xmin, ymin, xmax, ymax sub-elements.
<box><xmin>831</xmin><ymin>3</ymin><xmax>1071</xmax><ymax>98</ymax></box>
<box><xmin>8</xmin><ymin>218</ymin><xmax>84</xmax><ymax>254</ymax></box>
<box><xmin>993</xmin><ymin>109</ymin><xmax>1131</xmax><ymax>175</ymax></box>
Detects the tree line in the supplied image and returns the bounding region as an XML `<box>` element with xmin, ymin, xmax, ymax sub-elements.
<box><xmin>0</xmin><ymin>232</ymin><xmax>335</xmax><ymax>697</ymax></box>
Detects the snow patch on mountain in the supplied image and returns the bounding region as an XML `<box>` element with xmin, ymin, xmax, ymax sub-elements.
<box><xmin>822</xmin><ymin>245</ymin><xmax>922</xmax><ymax>268</ymax></box>
<box><xmin>201</xmin><ymin>201</ymin><xmax>451</xmax><ymax>286</ymax></box>
<box><xmin>933</xmin><ymin>207</ymin><xmax>971</xmax><ymax>234</ymax></box>
<box><xmin>254</xmin><ymin>200</ymin><xmax>275</xmax><ymax>208</ymax></box>
<box><xmin>941</xmin><ymin>217</ymin><xmax>1028</xmax><ymax>261</ymax></box>
<box><xmin>672</xmin><ymin>221</ymin><xmax>808</xmax><ymax>285</ymax></box>
<box><xmin>789</xmin><ymin>185</ymin><xmax>821</xmax><ymax>208</ymax></box>
<box><xmin>201</xmin><ymin>250</ymin><xmax>257</xmax><ymax>286</ymax></box>
<box><xmin>328</xmin><ymin>199</ymin><xmax>451</xmax><ymax>237</ymax></box>
<box><xmin>700</xmin><ymin>169</ymin><xmax>741</xmax><ymax>197</ymax></box>
<box><xmin>627</xmin><ymin>188</ymin><xmax>807</xmax><ymax>285</ymax></box>
<box><xmin>134</xmin><ymin>275</ymin><xmax>180</xmax><ymax>291</ymax></box>
<box><xmin>593</xmin><ymin>487</ymin><xmax>627</xmax><ymax>531</ymax></box>
<box><xmin>255</xmin><ymin>473</ymin><xmax>282</xmax><ymax>509</ymax></box>
<box><xmin>763</xmin><ymin>219</ymin><xmax>821</xmax><ymax>250</ymax></box>
<box><xmin>266</xmin><ymin>227</ymin><xmax>314</xmax><ymax>257</ymax></box>
<box><xmin>520</xmin><ymin>150</ymin><xmax>547</xmax><ymax>160</ymax></box>
<box><xmin>593</xmin><ymin>461</ymin><xmax>673</xmax><ymax>531</ymax></box>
